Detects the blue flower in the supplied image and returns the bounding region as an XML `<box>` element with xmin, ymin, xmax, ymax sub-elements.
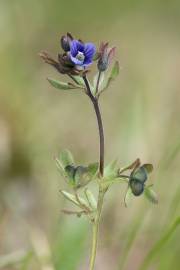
<box><xmin>69</xmin><ymin>40</ymin><xmax>96</xmax><ymax>67</ymax></box>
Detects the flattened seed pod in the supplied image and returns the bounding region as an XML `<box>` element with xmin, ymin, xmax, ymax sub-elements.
<box><xmin>74</xmin><ymin>166</ymin><xmax>89</xmax><ymax>188</ymax></box>
<box><xmin>65</xmin><ymin>165</ymin><xmax>76</xmax><ymax>186</ymax></box>
<box><xmin>131</xmin><ymin>166</ymin><xmax>148</xmax><ymax>183</ymax></box>
<box><xmin>129</xmin><ymin>179</ymin><xmax>144</xmax><ymax>196</ymax></box>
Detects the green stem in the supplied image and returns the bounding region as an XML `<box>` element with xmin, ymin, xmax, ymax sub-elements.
<box><xmin>90</xmin><ymin>189</ymin><xmax>105</xmax><ymax>270</ymax></box>
<box><xmin>83</xmin><ymin>75</ymin><xmax>105</xmax><ymax>270</ymax></box>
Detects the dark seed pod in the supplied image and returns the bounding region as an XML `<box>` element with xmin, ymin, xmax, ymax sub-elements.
<box><xmin>65</xmin><ymin>165</ymin><xmax>76</xmax><ymax>185</ymax></box>
<box><xmin>74</xmin><ymin>166</ymin><xmax>89</xmax><ymax>188</ymax></box>
<box><xmin>131</xmin><ymin>166</ymin><xmax>148</xmax><ymax>183</ymax></box>
<box><xmin>130</xmin><ymin>179</ymin><xmax>144</xmax><ymax>196</ymax></box>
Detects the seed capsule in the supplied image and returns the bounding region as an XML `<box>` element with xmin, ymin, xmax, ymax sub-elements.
<box><xmin>130</xmin><ymin>179</ymin><xmax>144</xmax><ymax>196</ymax></box>
<box><xmin>65</xmin><ymin>165</ymin><xmax>76</xmax><ymax>185</ymax></box>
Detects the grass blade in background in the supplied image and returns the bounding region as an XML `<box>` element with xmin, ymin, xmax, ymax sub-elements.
<box><xmin>0</xmin><ymin>250</ymin><xmax>32</xmax><ymax>269</ymax></box>
<box><xmin>53</xmin><ymin>220</ymin><xmax>88</xmax><ymax>270</ymax></box>
<box><xmin>139</xmin><ymin>216</ymin><xmax>180</xmax><ymax>270</ymax></box>
<box><xmin>117</xmin><ymin>206</ymin><xmax>147</xmax><ymax>270</ymax></box>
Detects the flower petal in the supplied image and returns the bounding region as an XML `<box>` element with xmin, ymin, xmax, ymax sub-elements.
<box><xmin>84</xmin><ymin>43</ymin><xmax>96</xmax><ymax>59</ymax></box>
<box><xmin>70</xmin><ymin>40</ymin><xmax>85</xmax><ymax>57</ymax></box>
<box><xmin>77</xmin><ymin>41</ymin><xmax>85</xmax><ymax>52</ymax></box>
<box><xmin>70</xmin><ymin>40</ymin><xmax>79</xmax><ymax>57</ymax></box>
<box><xmin>83</xmin><ymin>57</ymin><xmax>93</xmax><ymax>66</ymax></box>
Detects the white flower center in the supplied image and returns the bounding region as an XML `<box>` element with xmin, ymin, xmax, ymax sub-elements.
<box><xmin>76</xmin><ymin>51</ymin><xmax>85</xmax><ymax>62</ymax></box>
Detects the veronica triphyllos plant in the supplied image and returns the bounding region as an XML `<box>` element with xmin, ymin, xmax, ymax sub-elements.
<box><xmin>39</xmin><ymin>32</ymin><xmax>158</xmax><ymax>270</ymax></box>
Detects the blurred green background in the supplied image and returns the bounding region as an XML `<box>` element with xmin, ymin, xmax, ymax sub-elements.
<box><xmin>0</xmin><ymin>0</ymin><xmax>180</xmax><ymax>269</ymax></box>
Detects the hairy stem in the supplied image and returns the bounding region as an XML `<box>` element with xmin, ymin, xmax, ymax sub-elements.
<box><xmin>83</xmin><ymin>75</ymin><xmax>105</xmax><ymax>270</ymax></box>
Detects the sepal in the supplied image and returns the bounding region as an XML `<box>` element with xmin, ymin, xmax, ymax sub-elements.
<box><xmin>98</xmin><ymin>61</ymin><xmax>119</xmax><ymax>96</ymax></box>
<box><xmin>124</xmin><ymin>187</ymin><xmax>134</xmax><ymax>207</ymax></box>
<box><xmin>144</xmin><ymin>186</ymin><xmax>158</xmax><ymax>204</ymax></box>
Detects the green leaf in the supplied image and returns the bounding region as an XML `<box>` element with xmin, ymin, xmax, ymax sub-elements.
<box><xmin>144</xmin><ymin>186</ymin><xmax>158</xmax><ymax>204</ymax></box>
<box><xmin>60</xmin><ymin>190</ymin><xmax>89</xmax><ymax>209</ymax></box>
<box><xmin>71</xmin><ymin>76</ymin><xmax>85</xmax><ymax>86</ymax></box>
<box><xmin>84</xmin><ymin>188</ymin><xmax>97</xmax><ymax>210</ymax></box>
<box><xmin>59</xmin><ymin>149</ymin><xmax>74</xmax><ymax>168</ymax></box>
<box><xmin>93</xmin><ymin>72</ymin><xmax>105</xmax><ymax>91</ymax></box>
<box><xmin>47</xmin><ymin>78</ymin><xmax>78</xmax><ymax>90</ymax></box>
<box><xmin>60</xmin><ymin>190</ymin><xmax>80</xmax><ymax>207</ymax></box>
<box><xmin>110</xmin><ymin>61</ymin><xmax>120</xmax><ymax>79</ymax></box>
<box><xmin>104</xmin><ymin>159</ymin><xmax>118</xmax><ymax>178</ymax></box>
<box><xmin>124</xmin><ymin>187</ymin><xmax>134</xmax><ymax>207</ymax></box>
<box><xmin>87</xmin><ymin>162</ymin><xmax>99</xmax><ymax>178</ymax></box>
<box><xmin>101</xmin><ymin>61</ymin><xmax>119</xmax><ymax>92</ymax></box>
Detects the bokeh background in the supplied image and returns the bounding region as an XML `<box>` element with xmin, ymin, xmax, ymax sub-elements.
<box><xmin>0</xmin><ymin>0</ymin><xmax>180</xmax><ymax>269</ymax></box>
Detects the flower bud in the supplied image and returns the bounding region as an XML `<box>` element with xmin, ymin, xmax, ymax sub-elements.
<box><xmin>60</xmin><ymin>33</ymin><xmax>73</xmax><ymax>52</ymax></box>
<box><xmin>97</xmin><ymin>42</ymin><xmax>116</xmax><ymax>71</ymax></box>
<box><xmin>97</xmin><ymin>56</ymin><xmax>109</xmax><ymax>71</ymax></box>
